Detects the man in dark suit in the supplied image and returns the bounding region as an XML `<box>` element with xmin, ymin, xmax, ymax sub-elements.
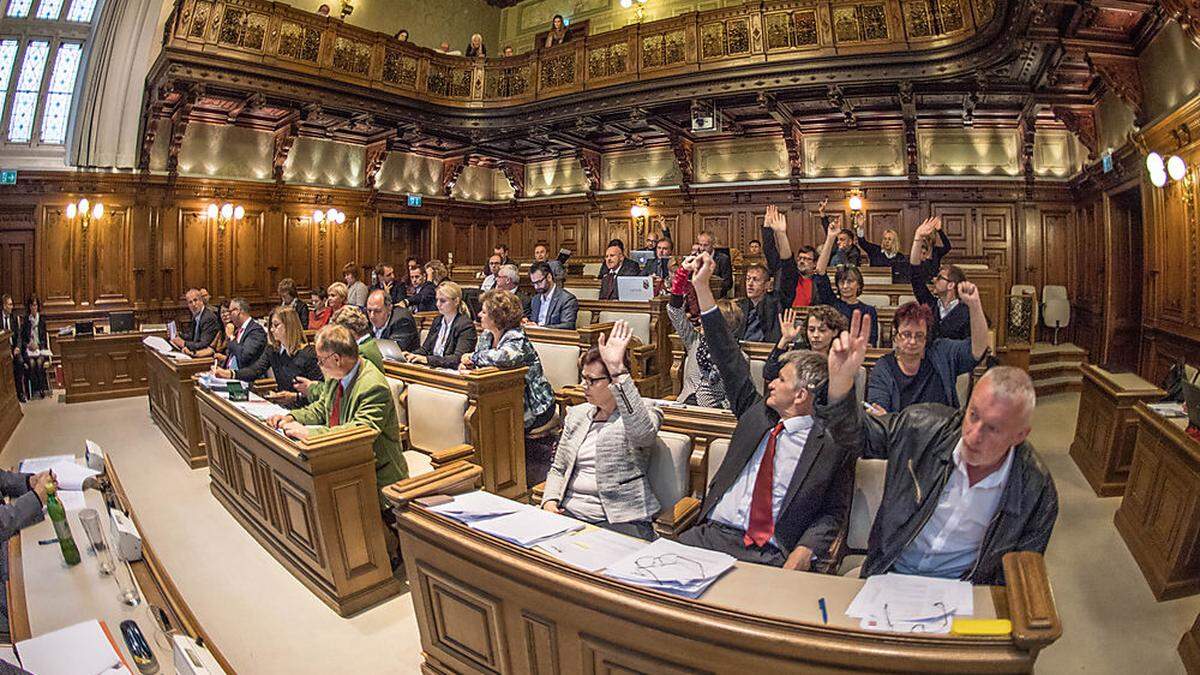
<box><xmin>172</xmin><ymin>288</ymin><xmax>220</xmax><ymax>352</ymax></box>
<box><xmin>909</xmin><ymin>217</ymin><xmax>970</xmax><ymax>340</ymax></box>
<box><xmin>676</xmin><ymin>253</ymin><xmax>856</xmax><ymax>571</ymax></box>
<box><xmin>525</xmin><ymin>261</ymin><xmax>578</xmax><ymax>329</ymax></box>
<box><xmin>640</xmin><ymin>236</ymin><xmax>675</xmax><ymax>280</ymax></box>
<box><xmin>1</xmin><ymin>295</ymin><xmax>24</xmax><ymax>402</ymax></box>
<box><xmin>371</xmin><ymin>264</ymin><xmax>404</xmax><ymax>306</ymax></box>
<box><xmin>696</xmin><ymin>231</ymin><xmax>734</xmax><ymax>299</ymax></box>
<box><xmin>736</xmin><ymin>263</ymin><xmax>781</xmax><ymax>343</ymax></box>
<box><xmin>404</xmin><ymin>266</ymin><xmax>437</xmax><ymax>313</ymax></box>
<box><xmin>365</xmin><ymin>289</ymin><xmax>419</xmax><ymax>351</ymax></box>
<box><xmin>599</xmin><ymin>244</ymin><xmax>641</xmax><ymax>300</ymax></box>
<box><xmin>223</xmin><ymin>298</ymin><xmax>267</xmax><ymax>371</ymax></box>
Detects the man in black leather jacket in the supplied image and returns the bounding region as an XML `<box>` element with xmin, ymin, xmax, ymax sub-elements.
<box><xmin>820</xmin><ymin>311</ymin><xmax>1058</xmax><ymax>585</ymax></box>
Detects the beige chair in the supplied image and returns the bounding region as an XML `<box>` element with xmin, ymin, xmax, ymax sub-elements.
<box><xmin>648</xmin><ymin>431</ymin><xmax>693</xmax><ymax>532</ymax></box>
<box><xmin>419</xmin><ymin>327</ymin><xmax>430</xmax><ymax>344</ymax></box>
<box><xmin>568</xmin><ymin>286</ymin><xmax>600</xmax><ymax>301</ymax></box>
<box><xmin>406</xmin><ymin>382</ymin><xmax>469</xmax><ymax>454</ymax></box>
<box><xmin>581</xmin><ymin>262</ymin><xmax>603</xmax><ymax>277</ymax></box>
<box><xmin>1042</xmin><ymin>285</ymin><xmax>1070</xmax><ymax>345</ymax></box>
<box><xmin>598</xmin><ymin>311</ymin><xmax>650</xmax><ymax>344</ymax></box>
<box><xmin>897</xmin><ymin>294</ymin><xmax>917</xmax><ymax>306</ymax></box>
<box><xmin>748</xmin><ymin>357</ymin><xmax>766</xmax><ymax>393</ymax></box>
<box><xmin>859</xmin><ymin>294</ymin><xmax>891</xmax><ymax>308</ymax></box>
<box><xmin>530</xmin><ymin>340</ymin><xmax>581</xmax><ymax>391</ymax></box>
<box><xmin>838</xmin><ymin>458</ymin><xmax>888</xmax><ymax>576</ymax></box>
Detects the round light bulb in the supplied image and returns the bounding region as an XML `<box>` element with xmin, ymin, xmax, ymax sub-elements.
<box><xmin>620</xmin><ymin>0</ymin><xmax>632</xmax><ymax>7</ymax></box>
<box><xmin>234</xmin><ymin>205</ymin><xmax>245</xmax><ymax>220</ymax></box>
<box><xmin>1167</xmin><ymin>155</ymin><xmax>1187</xmax><ymax>181</ymax></box>
<box><xmin>1146</xmin><ymin>152</ymin><xmax>1164</xmax><ymax>174</ymax></box>
<box><xmin>1150</xmin><ymin>169</ymin><xmax>1168</xmax><ymax>188</ymax></box>
<box><xmin>313</xmin><ymin>209</ymin><xmax>325</xmax><ymax>223</ymax></box>
<box><xmin>79</xmin><ymin>198</ymin><xmax>89</xmax><ymax>213</ymax></box>
<box><xmin>92</xmin><ymin>203</ymin><xmax>104</xmax><ymax>219</ymax></box>
<box><xmin>65</xmin><ymin>203</ymin><xmax>76</xmax><ymax>220</ymax></box>
<box><xmin>336</xmin><ymin>210</ymin><xmax>346</xmax><ymax>224</ymax></box>
<box><xmin>221</xmin><ymin>203</ymin><xmax>233</xmax><ymax>219</ymax></box>
<box><xmin>849</xmin><ymin>195</ymin><xmax>863</xmax><ymax>211</ymax></box>
<box><xmin>207</xmin><ymin>203</ymin><xmax>218</xmax><ymax>220</ymax></box>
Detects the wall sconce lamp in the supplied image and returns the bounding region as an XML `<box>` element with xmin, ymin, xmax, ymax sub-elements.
<box><xmin>65</xmin><ymin>198</ymin><xmax>104</xmax><ymax>230</ymax></box>
<box><xmin>207</xmin><ymin>202</ymin><xmax>245</xmax><ymax>232</ymax></box>
<box><xmin>846</xmin><ymin>188</ymin><xmax>865</xmax><ymax>229</ymax></box>
<box><xmin>1147</xmin><ymin>152</ymin><xmax>1193</xmax><ymax>205</ymax></box>
<box><xmin>313</xmin><ymin>207</ymin><xmax>345</xmax><ymax>234</ymax></box>
<box><xmin>619</xmin><ymin>0</ymin><xmax>648</xmax><ymax>22</ymax></box>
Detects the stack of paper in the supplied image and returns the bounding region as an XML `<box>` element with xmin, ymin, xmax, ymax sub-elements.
<box><xmin>197</xmin><ymin>373</ymin><xmax>239</xmax><ymax>390</ymax></box>
<box><xmin>15</xmin><ymin>620</ymin><xmax>131</xmax><ymax>674</ymax></box>
<box><xmin>536</xmin><ymin>527</ymin><xmax>646</xmax><ymax>572</ymax></box>
<box><xmin>429</xmin><ymin>490</ymin><xmax>526</xmax><ymax>522</ymax></box>
<box><xmin>846</xmin><ymin>573</ymin><xmax>973</xmax><ymax>634</ymax></box>
<box><xmin>470</xmin><ymin>508</ymin><xmax>585</xmax><ymax>547</ymax></box>
<box><xmin>603</xmin><ymin>538</ymin><xmax>735</xmax><ymax>598</ymax></box>
<box><xmin>1148</xmin><ymin>402</ymin><xmax>1187</xmax><ymax>419</ymax></box>
<box><xmin>141</xmin><ymin>335</ymin><xmax>174</xmax><ymax>354</ymax></box>
<box><xmin>233</xmin><ymin>399</ymin><xmax>290</xmax><ymax>421</ymax></box>
<box><xmin>18</xmin><ymin>455</ymin><xmax>97</xmax><ymax>511</ymax></box>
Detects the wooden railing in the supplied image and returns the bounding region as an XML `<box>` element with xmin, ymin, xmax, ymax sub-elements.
<box><xmin>165</xmin><ymin>0</ymin><xmax>998</xmax><ymax>109</ymax></box>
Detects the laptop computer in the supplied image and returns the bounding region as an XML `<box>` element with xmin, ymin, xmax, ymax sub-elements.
<box><xmin>616</xmin><ymin>276</ymin><xmax>654</xmax><ymax>302</ymax></box>
<box><xmin>629</xmin><ymin>250</ymin><xmax>654</xmax><ymax>269</ymax></box>
<box><xmin>74</xmin><ymin>321</ymin><xmax>95</xmax><ymax>338</ymax></box>
<box><xmin>1183</xmin><ymin>380</ymin><xmax>1200</xmax><ymax>429</ymax></box>
<box><xmin>375</xmin><ymin>338</ymin><xmax>405</xmax><ymax>363</ymax></box>
<box><xmin>108</xmin><ymin>311</ymin><xmax>135</xmax><ymax>333</ymax></box>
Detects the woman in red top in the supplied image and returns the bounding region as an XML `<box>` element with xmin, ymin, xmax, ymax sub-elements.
<box><xmin>307</xmin><ymin>284</ymin><xmax>337</xmax><ymax>330</ymax></box>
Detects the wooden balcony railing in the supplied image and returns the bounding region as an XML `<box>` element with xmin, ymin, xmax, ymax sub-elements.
<box><xmin>166</xmin><ymin>0</ymin><xmax>999</xmax><ymax>109</ymax></box>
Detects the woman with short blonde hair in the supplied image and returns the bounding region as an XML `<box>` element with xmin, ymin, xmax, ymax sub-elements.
<box><xmin>424</xmin><ymin>259</ymin><xmax>449</xmax><ymax>285</ymax></box>
<box><xmin>212</xmin><ymin>306</ymin><xmax>321</xmax><ymax>407</ymax></box>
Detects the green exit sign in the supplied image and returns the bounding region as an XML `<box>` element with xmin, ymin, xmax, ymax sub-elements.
<box><xmin>0</xmin><ymin>170</ymin><xmax>15</xmax><ymax>185</ymax></box>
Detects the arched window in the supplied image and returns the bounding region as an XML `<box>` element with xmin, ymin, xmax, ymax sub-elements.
<box><xmin>0</xmin><ymin>0</ymin><xmax>96</xmax><ymax>151</ymax></box>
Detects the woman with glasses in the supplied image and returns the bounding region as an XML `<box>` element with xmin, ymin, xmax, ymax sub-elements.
<box><xmin>762</xmin><ymin>306</ymin><xmax>865</xmax><ymax>404</ymax></box>
<box><xmin>212</xmin><ymin>306</ymin><xmax>321</xmax><ymax>408</ymax></box>
<box><xmin>405</xmin><ymin>282</ymin><xmax>476</xmax><ymax>368</ymax></box>
<box><xmin>816</xmin><ymin>227</ymin><xmax>879</xmax><ymax>346</ymax></box>
<box><xmin>541</xmin><ymin>321</ymin><xmax>662</xmax><ymax>541</ymax></box>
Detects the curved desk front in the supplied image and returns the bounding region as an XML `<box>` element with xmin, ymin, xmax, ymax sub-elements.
<box><xmin>392</xmin><ymin>501</ymin><xmax>1060</xmax><ymax>673</ymax></box>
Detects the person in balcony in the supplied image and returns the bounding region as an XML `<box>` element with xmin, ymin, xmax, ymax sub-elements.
<box><xmin>465</xmin><ymin>33</ymin><xmax>487</xmax><ymax>58</ymax></box>
<box><xmin>545</xmin><ymin>14</ymin><xmax>568</xmax><ymax>48</ymax></box>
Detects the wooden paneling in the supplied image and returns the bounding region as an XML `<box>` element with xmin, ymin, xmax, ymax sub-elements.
<box><xmin>0</xmin><ymin>230</ymin><xmax>34</xmax><ymax>307</ymax></box>
<box><xmin>39</xmin><ymin>206</ymin><xmax>75</xmax><ymax>309</ymax></box>
<box><xmin>230</xmin><ymin>215</ymin><xmax>266</xmax><ymax>300</ymax></box>
<box><xmin>179</xmin><ymin>210</ymin><xmax>214</xmax><ymax>299</ymax></box>
<box><xmin>1069</xmin><ymin>365</ymin><xmax>1165</xmax><ymax>496</ymax></box>
<box><xmin>58</xmin><ymin>332</ymin><xmax>155</xmax><ymax>403</ymax></box>
<box><xmin>284</xmin><ymin>216</ymin><xmax>315</xmax><ymax>292</ymax></box>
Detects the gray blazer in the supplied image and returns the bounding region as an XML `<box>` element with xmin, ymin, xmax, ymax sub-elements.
<box><xmin>543</xmin><ymin>375</ymin><xmax>664</xmax><ymax>524</ymax></box>
<box><xmin>527</xmin><ymin>286</ymin><xmax>579</xmax><ymax>330</ymax></box>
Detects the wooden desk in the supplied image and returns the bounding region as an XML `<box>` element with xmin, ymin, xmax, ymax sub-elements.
<box><xmin>575</xmin><ymin>297</ymin><xmax>671</xmax><ymax>397</ymax></box>
<box><xmin>57</xmin><ymin>332</ymin><xmax>157</xmax><ymax>403</ymax></box>
<box><xmin>1181</xmin><ymin>612</ymin><xmax>1200</xmax><ymax>674</ymax></box>
<box><xmin>145</xmin><ymin>347</ymin><xmax>211</xmax><ymax>468</ymax></box>
<box><xmin>1115</xmin><ymin>403</ymin><xmax>1200</xmax><ymax>600</ymax></box>
<box><xmin>384</xmin><ymin>361</ymin><xmax>529</xmax><ymax>500</ymax></box>
<box><xmin>194</xmin><ymin>387</ymin><xmax>402</xmax><ymax>616</ymax></box>
<box><xmin>386</xmin><ymin>498</ymin><xmax>1060</xmax><ymax>673</ymax></box>
<box><xmin>1069</xmin><ymin>365</ymin><xmax>1165</xmax><ymax>497</ymax></box>
<box><xmin>0</xmin><ymin>330</ymin><xmax>22</xmax><ymax>449</ymax></box>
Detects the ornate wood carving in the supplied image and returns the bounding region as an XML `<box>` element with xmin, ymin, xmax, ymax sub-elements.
<box><xmin>900</xmin><ymin>81</ymin><xmax>919</xmax><ymax>197</ymax></box>
<box><xmin>499</xmin><ymin>161</ymin><xmax>525</xmax><ymax>199</ymax></box>
<box><xmin>166</xmin><ymin>84</ymin><xmax>203</xmax><ymax>181</ymax></box>
<box><xmin>1019</xmin><ymin>98</ymin><xmax>1038</xmax><ymax>199</ymax></box>
<box><xmin>759</xmin><ymin>92</ymin><xmax>804</xmax><ymax>199</ymax></box>
<box><xmin>272</xmin><ymin>121</ymin><xmax>300</xmax><ymax>184</ymax></box>
<box><xmin>668</xmin><ymin>133</ymin><xmax>694</xmax><ymax>199</ymax></box>
<box><xmin>442</xmin><ymin>157</ymin><xmax>467</xmax><ymax>197</ymax></box>
<box><xmin>363</xmin><ymin>139</ymin><xmax>390</xmax><ymax>190</ymax></box>
<box><xmin>1163</xmin><ymin>0</ymin><xmax>1200</xmax><ymax>51</ymax></box>
<box><xmin>1086</xmin><ymin>53</ymin><xmax>1145</xmax><ymax>123</ymax></box>
<box><xmin>1052</xmin><ymin>106</ymin><xmax>1099</xmax><ymax>159</ymax></box>
<box><xmin>826</xmin><ymin>85</ymin><xmax>856</xmax><ymax>128</ymax></box>
<box><xmin>576</xmin><ymin>148</ymin><xmax>601</xmax><ymax>196</ymax></box>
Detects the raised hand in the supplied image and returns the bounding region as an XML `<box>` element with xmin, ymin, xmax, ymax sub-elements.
<box><xmin>779</xmin><ymin>308</ymin><xmax>801</xmax><ymax>346</ymax></box>
<box><xmin>692</xmin><ymin>252</ymin><xmax>715</xmax><ymax>285</ymax></box>
<box><xmin>818</xmin><ymin>197</ymin><xmax>829</xmax><ymax>214</ymax></box>
<box><xmin>932</xmin><ymin>216</ymin><xmax>943</xmax><ymax>231</ymax></box>
<box><xmin>680</xmin><ymin>254</ymin><xmax>699</xmax><ymax>272</ymax></box>
<box><xmin>958</xmin><ymin>281</ymin><xmax>980</xmax><ymax>307</ymax></box>
<box><xmin>599</xmin><ymin>320</ymin><xmax>632</xmax><ymax>374</ymax></box>
<box><xmin>765</xmin><ymin>205</ymin><xmax>787</xmax><ymax>233</ymax></box>
<box><xmin>915</xmin><ymin>217</ymin><xmax>937</xmax><ymax>238</ymax></box>
<box><xmin>828</xmin><ymin>309</ymin><xmax>872</xmax><ymax>402</ymax></box>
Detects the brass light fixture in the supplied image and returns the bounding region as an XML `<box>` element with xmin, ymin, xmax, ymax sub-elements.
<box><xmin>846</xmin><ymin>188</ymin><xmax>865</xmax><ymax>229</ymax></box>
<box><xmin>620</xmin><ymin>0</ymin><xmax>648</xmax><ymax>23</ymax></box>
<box><xmin>65</xmin><ymin>197</ymin><xmax>104</xmax><ymax>230</ymax></box>
<box><xmin>313</xmin><ymin>207</ymin><xmax>346</xmax><ymax>234</ymax></box>
<box><xmin>207</xmin><ymin>201</ymin><xmax>245</xmax><ymax>232</ymax></box>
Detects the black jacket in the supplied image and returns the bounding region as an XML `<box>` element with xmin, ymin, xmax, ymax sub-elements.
<box><xmin>369</xmin><ymin>306</ymin><xmax>419</xmax><ymax>351</ymax></box>
<box><xmin>225</xmin><ymin>319</ymin><xmax>267</xmax><ymax>371</ymax></box>
<box><xmin>598</xmin><ymin>258</ymin><xmax>642</xmax><ymax>300</ymax></box>
<box><xmin>711</xmin><ymin>249</ymin><xmax>734</xmax><ymax>299</ymax></box>
<box><xmin>20</xmin><ymin>314</ymin><xmax>47</xmax><ymax>355</ymax></box>
<box><xmin>735</xmin><ymin>295</ymin><xmax>781</xmax><ymax>343</ymax></box>
<box><xmin>762</xmin><ymin>224</ymin><xmax>834</xmax><ymax>309</ymax></box>
<box><xmin>696</xmin><ymin>306</ymin><xmax>856</xmax><ymax>562</ymax></box>
<box><xmin>414</xmin><ymin>313</ymin><xmax>477</xmax><ymax>368</ymax></box>
<box><xmin>234</xmin><ymin>343</ymin><xmax>322</xmax><ymax>391</ymax></box>
<box><xmin>405</xmin><ymin>281</ymin><xmax>437</xmax><ymax>313</ymax></box>
<box><xmin>818</xmin><ymin>394</ymin><xmax>1058</xmax><ymax>585</ymax></box>
<box><xmin>183</xmin><ymin>307</ymin><xmax>221</xmax><ymax>351</ymax></box>
<box><xmin>1</xmin><ymin>312</ymin><xmax>20</xmax><ymax>349</ymax></box>
<box><xmin>911</xmin><ymin>265</ymin><xmax>971</xmax><ymax>341</ymax></box>
<box><xmin>283</xmin><ymin>298</ymin><xmax>309</xmax><ymax>329</ymax></box>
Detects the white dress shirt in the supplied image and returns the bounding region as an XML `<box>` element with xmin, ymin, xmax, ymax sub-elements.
<box><xmin>938</xmin><ymin>298</ymin><xmax>960</xmax><ymax>319</ymax></box>
<box><xmin>536</xmin><ymin>288</ymin><xmax>555</xmax><ymax>325</ymax></box>
<box><xmin>894</xmin><ymin>440</ymin><xmax>1014</xmax><ymax>579</ymax></box>
<box><xmin>710</xmin><ymin>414</ymin><xmax>815</xmax><ymax>547</ymax></box>
<box><xmin>480</xmin><ymin>275</ymin><xmax>497</xmax><ymax>291</ymax></box>
<box><xmin>433</xmin><ymin>314</ymin><xmax>455</xmax><ymax>355</ymax></box>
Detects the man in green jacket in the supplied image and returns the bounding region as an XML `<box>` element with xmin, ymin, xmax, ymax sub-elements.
<box><xmin>268</xmin><ymin>323</ymin><xmax>408</xmax><ymax>508</ymax></box>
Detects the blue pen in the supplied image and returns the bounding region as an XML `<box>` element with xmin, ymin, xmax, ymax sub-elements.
<box><xmin>818</xmin><ymin>597</ymin><xmax>828</xmax><ymax>624</ymax></box>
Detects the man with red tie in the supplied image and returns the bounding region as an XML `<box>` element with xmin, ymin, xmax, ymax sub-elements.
<box><xmin>676</xmin><ymin>252</ymin><xmax>856</xmax><ymax>570</ymax></box>
<box><xmin>222</xmin><ymin>298</ymin><xmax>267</xmax><ymax>373</ymax></box>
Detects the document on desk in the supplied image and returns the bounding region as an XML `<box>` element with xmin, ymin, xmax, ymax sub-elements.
<box><xmin>142</xmin><ymin>335</ymin><xmax>174</xmax><ymax>354</ymax></box>
<box><xmin>603</xmin><ymin>537</ymin><xmax>735</xmax><ymax>598</ymax></box>
<box><xmin>15</xmin><ymin>619</ymin><xmax>132</xmax><ymax>675</ymax></box>
<box><xmin>847</xmin><ymin>573</ymin><xmax>973</xmax><ymax>634</ymax></box>
<box><xmin>198</xmin><ymin>373</ymin><xmax>239</xmax><ymax>390</ymax></box>
<box><xmin>1147</xmin><ymin>402</ymin><xmax>1187</xmax><ymax>418</ymax></box>
<box><xmin>18</xmin><ymin>454</ymin><xmax>75</xmax><ymax>474</ymax></box>
<box><xmin>470</xmin><ymin>508</ymin><xmax>585</xmax><ymax>547</ymax></box>
<box><xmin>429</xmin><ymin>490</ymin><xmax>526</xmax><ymax>522</ymax></box>
<box><xmin>43</xmin><ymin>459</ymin><xmax>100</xmax><ymax>491</ymax></box>
<box><xmin>167</xmin><ymin>320</ymin><xmax>177</xmax><ymax>341</ymax></box>
<box><xmin>233</xmin><ymin>399</ymin><xmax>290</xmax><ymax>421</ymax></box>
<box><xmin>535</xmin><ymin>527</ymin><xmax>645</xmax><ymax>572</ymax></box>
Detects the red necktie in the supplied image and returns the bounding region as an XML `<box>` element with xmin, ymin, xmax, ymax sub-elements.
<box><xmin>793</xmin><ymin>277</ymin><xmax>813</xmax><ymax>307</ymax></box>
<box><xmin>236</xmin><ymin>325</ymin><xmax>245</xmax><ymax>342</ymax></box>
<box><xmin>744</xmin><ymin>422</ymin><xmax>785</xmax><ymax>548</ymax></box>
<box><xmin>329</xmin><ymin>382</ymin><xmax>344</xmax><ymax>427</ymax></box>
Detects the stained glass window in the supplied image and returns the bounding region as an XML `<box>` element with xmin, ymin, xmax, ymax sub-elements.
<box><xmin>5</xmin><ymin>0</ymin><xmax>33</xmax><ymax>18</ymax></box>
<box><xmin>0</xmin><ymin>40</ymin><xmax>17</xmax><ymax>121</ymax></box>
<box><xmin>39</xmin><ymin>41</ymin><xmax>79</xmax><ymax>143</ymax></box>
<box><xmin>8</xmin><ymin>40</ymin><xmax>48</xmax><ymax>142</ymax></box>
<box><xmin>65</xmin><ymin>0</ymin><xmax>94</xmax><ymax>22</ymax></box>
<box><xmin>35</xmin><ymin>0</ymin><xmax>63</xmax><ymax>19</ymax></box>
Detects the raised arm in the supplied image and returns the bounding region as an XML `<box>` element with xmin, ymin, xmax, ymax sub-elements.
<box><xmin>910</xmin><ymin>217</ymin><xmax>936</xmax><ymax>267</ymax></box>
<box><xmin>959</xmin><ymin>281</ymin><xmax>990</xmax><ymax>360</ymax></box>
<box><xmin>827</xmin><ymin>309</ymin><xmax>871</xmax><ymax>404</ymax></box>
<box><xmin>600</xmin><ymin>321</ymin><xmax>661</xmax><ymax>447</ymax></box>
<box><xmin>693</xmin><ymin>253</ymin><xmax>759</xmax><ymax>416</ymax></box>
<box><xmin>815</xmin><ymin>226</ymin><xmax>837</xmax><ymax>276</ymax></box>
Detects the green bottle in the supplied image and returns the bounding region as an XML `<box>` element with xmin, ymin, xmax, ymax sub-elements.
<box><xmin>46</xmin><ymin>483</ymin><xmax>81</xmax><ymax>566</ymax></box>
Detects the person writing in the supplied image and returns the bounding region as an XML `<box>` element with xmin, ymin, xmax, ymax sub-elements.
<box><xmin>212</xmin><ymin>307</ymin><xmax>320</xmax><ymax>407</ymax></box>
<box><xmin>820</xmin><ymin>311</ymin><xmax>1057</xmax><ymax>584</ymax></box>
<box><xmin>675</xmin><ymin>253</ymin><xmax>855</xmax><ymax>570</ymax></box>
<box><xmin>541</xmin><ymin>321</ymin><xmax>662</xmax><ymax>541</ymax></box>
<box><xmin>404</xmin><ymin>282</ymin><xmax>477</xmax><ymax>368</ymax></box>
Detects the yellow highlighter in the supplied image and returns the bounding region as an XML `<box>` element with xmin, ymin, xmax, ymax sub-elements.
<box><xmin>951</xmin><ymin>618</ymin><xmax>1013</xmax><ymax>636</ymax></box>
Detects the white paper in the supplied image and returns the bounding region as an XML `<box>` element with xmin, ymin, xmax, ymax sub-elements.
<box><xmin>233</xmin><ymin>399</ymin><xmax>290</xmax><ymax>421</ymax></box>
<box><xmin>847</xmin><ymin>573</ymin><xmax>973</xmax><ymax>635</ymax></box>
<box><xmin>469</xmin><ymin>508</ymin><xmax>584</xmax><ymax>547</ymax></box>
<box><xmin>429</xmin><ymin>490</ymin><xmax>526</xmax><ymax>521</ymax></box>
<box><xmin>141</xmin><ymin>335</ymin><xmax>174</xmax><ymax>354</ymax></box>
<box><xmin>167</xmin><ymin>320</ymin><xmax>177</xmax><ymax>341</ymax></box>
<box><xmin>198</xmin><ymin>373</ymin><xmax>239</xmax><ymax>390</ymax></box>
<box><xmin>57</xmin><ymin>489</ymin><xmax>87</xmax><ymax>511</ymax></box>
<box><xmin>535</xmin><ymin>527</ymin><xmax>646</xmax><ymax>572</ymax></box>
<box><xmin>18</xmin><ymin>454</ymin><xmax>74</xmax><ymax>474</ymax></box>
<box><xmin>43</xmin><ymin>460</ymin><xmax>99</xmax><ymax>491</ymax></box>
<box><xmin>16</xmin><ymin>620</ymin><xmax>132</xmax><ymax>675</ymax></box>
<box><xmin>603</xmin><ymin>537</ymin><xmax>735</xmax><ymax>598</ymax></box>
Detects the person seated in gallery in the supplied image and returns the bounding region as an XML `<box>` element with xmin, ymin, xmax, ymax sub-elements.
<box><xmin>675</xmin><ymin>253</ymin><xmax>855</xmax><ymax>570</ymax></box>
<box><xmin>815</xmin><ymin>229</ymin><xmax>878</xmax><ymax>346</ymax></box>
<box><xmin>734</xmin><ymin>263</ymin><xmax>781</xmax><ymax>343</ymax></box>
<box><xmin>667</xmin><ymin>259</ymin><xmax>747</xmax><ymax>410</ymax></box>
<box><xmin>819</xmin><ymin>313</ymin><xmax>1057</xmax><ymax>585</ymax></box>
<box><xmin>524</xmin><ymin>261</ymin><xmax>578</xmax><ymax>330</ymax></box>
<box><xmin>1</xmin><ymin>295</ymin><xmax>24</xmax><ymax>402</ymax></box>
<box><xmin>541</xmin><ymin>321</ymin><xmax>662</xmax><ymax>542</ymax></box>
<box><xmin>171</xmin><ymin>287</ymin><xmax>220</xmax><ymax>354</ymax></box>
<box><xmin>220</xmin><ymin>298</ymin><xmax>267</xmax><ymax>374</ymax></box>
<box><xmin>865</xmin><ymin>287</ymin><xmax>989</xmax><ymax>416</ymax></box>
<box><xmin>403</xmin><ymin>265</ymin><xmax>437</xmax><ymax>313</ymax></box>
<box><xmin>267</xmin><ymin>324</ymin><xmax>408</xmax><ymax>510</ymax></box>
<box><xmin>465</xmin><ymin>33</ymin><xmax>487</xmax><ymax>57</ymax></box>
<box><xmin>762</xmin><ymin>306</ymin><xmax>847</xmax><ymax>388</ymax></box>
<box><xmin>460</xmin><ymin>290</ymin><xmax>557</xmax><ymax>484</ymax></box>
<box><xmin>403</xmin><ymin>281</ymin><xmax>476</xmax><ymax>368</ymax></box>
<box><xmin>394</xmin><ymin>29</ymin><xmax>408</xmax><ymax>42</ymax></box>
<box><xmin>365</xmin><ymin>289</ymin><xmax>419</xmax><ymax>350</ymax></box>
<box><xmin>183</xmin><ymin>298</ymin><xmax>231</xmax><ymax>359</ymax></box>
<box><xmin>343</xmin><ymin>262</ymin><xmax>369</xmax><ymax>307</ymax></box>
<box><xmin>598</xmin><ymin>244</ymin><xmax>641</xmax><ymax>300</ymax></box>
<box><xmin>211</xmin><ymin>306</ymin><xmax>320</xmax><ymax>408</ymax></box>
<box><xmin>544</xmin><ymin>14</ymin><xmax>568</xmax><ymax>48</ymax></box>
<box><xmin>277</xmin><ymin>277</ymin><xmax>308</xmax><ymax>328</ymax></box>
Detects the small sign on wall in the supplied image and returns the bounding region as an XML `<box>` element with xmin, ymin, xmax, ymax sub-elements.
<box><xmin>407</xmin><ymin>194</ymin><xmax>422</xmax><ymax>207</ymax></box>
<box><xmin>0</xmin><ymin>169</ymin><xmax>16</xmax><ymax>185</ymax></box>
<box><xmin>1101</xmin><ymin>149</ymin><xmax>1114</xmax><ymax>173</ymax></box>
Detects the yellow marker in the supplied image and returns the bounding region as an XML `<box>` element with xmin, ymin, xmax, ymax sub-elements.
<box><xmin>951</xmin><ymin>618</ymin><xmax>1013</xmax><ymax>636</ymax></box>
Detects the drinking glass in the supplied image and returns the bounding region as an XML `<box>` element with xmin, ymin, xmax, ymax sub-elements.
<box><xmin>76</xmin><ymin>508</ymin><xmax>116</xmax><ymax>576</ymax></box>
